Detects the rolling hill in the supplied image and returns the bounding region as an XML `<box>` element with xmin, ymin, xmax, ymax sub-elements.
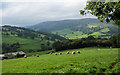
<box><xmin>29</xmin><ymin>18</ymin><xmax>118</xmax><ymax>39</ymax></box>
<box><xmin>2</xmin><ymin>25</ymin><xmax>67</xmax><ymax>53</ymax></box>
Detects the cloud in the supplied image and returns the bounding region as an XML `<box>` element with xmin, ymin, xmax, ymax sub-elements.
<box><xmin>1</xmin><ymin>0</ymin><xmax>96</xmax><ymax>26</ymax></box>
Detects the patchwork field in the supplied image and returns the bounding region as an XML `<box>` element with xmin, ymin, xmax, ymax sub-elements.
<box><xmin>2</xmin><ymin>36</ymin><xmax>53</xmax><ymax>52</ymax></box>
<box><xmin>51</xmin><ymin>24</ymin><xmax>116</xmax><ymax>39</ymax></box>
<box><xmin>2</xmin><ymin>48</ymin><xmax>119</xmax><ymax>73</ymax></box>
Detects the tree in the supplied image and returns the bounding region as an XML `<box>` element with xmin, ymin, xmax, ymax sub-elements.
<box><xmin>87</xmin><ymin>35</ymin><xmax>95</xmax><ymax>40</ymax></box>
<box><xmin>47</xmin><ymin>41</ymin><xmax>50</xmax><ymax>46</ymax></box>
<box><xmin>110</xmin><ymin>33</ymin><xmax>120</xmax><ymax>47</ymax></box>
<box><xmin>41</xmin><ymin>44</ymin><xmax>45</xmax><ymax>49</ymax></box>
<box><xmin>52</xmin><ymin>41</ymin><xmax>63</xmax><ymax>51</ymax></box>
<box><xmin>80</xmin><ymin>1</ymin><xmax>120</xmax><ymax>26</ymax></box>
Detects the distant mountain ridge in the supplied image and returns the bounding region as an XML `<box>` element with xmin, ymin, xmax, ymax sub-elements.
<box><xmin>29</xmin><ymin>18</ymin><xmax>118</xmax><ymax>39</ymax></box>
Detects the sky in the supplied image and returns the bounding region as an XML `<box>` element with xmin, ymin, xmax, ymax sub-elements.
<box><xmin>0</xmin><ymin>0</ymin><xmax>96</xmax><ymax>26</ymax></box>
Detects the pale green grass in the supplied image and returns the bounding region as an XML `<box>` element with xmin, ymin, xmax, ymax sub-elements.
<box><xmin>88</xmin><ymin>25</ymin><xmax>98</xmax><ymax>28</ymax></box>
<box><xmin>90</xmin><ymin>32</ymin><xmax>106</xmax><ymax>37</ymax></box>
<box><xmin>52</xmin><ymin>29</ymin><xmax>72</xmax><ymax>35</ymax></box>
<box><xmin>100</xmin><ymin>28</ymin><xmax>110</xmax><ymax>33</ymax></box>
<box><xmin>2</xmin><ymin>36</ymin><xmax>36</xmax><ymax>44</ymax></box>
<box><xmin>2</xmin><ymin>36</ymin><xmax>53</xmax><ymax>52</ymax></box>
<box><xmin>2</xmin><ymin>48</ymin><xmax>119</xmax><ymax>73</ymax></box>
<box><xmin>26</xmin><ymin>50</ymin><xmax>54</xmax><ymax>56</ymax></box>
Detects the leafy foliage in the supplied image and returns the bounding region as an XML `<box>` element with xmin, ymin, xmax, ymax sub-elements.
<box><xmin>52</xmin><ymin>35</ymin><xmax>120</xmax><ymax>51</ymax></box>
<box><xmin>2</xmin><ymin>42</ymin><xmax>20</xmax><ymax>54</ymax></box>
<box><xmin>80</xmin><ymin>1</ymin><xmax>120</xmax><ymax>26</ymax></box>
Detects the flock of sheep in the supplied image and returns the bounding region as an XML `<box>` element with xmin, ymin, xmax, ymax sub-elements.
<box><xmin>50</xmin><ymin>51</ymin><xmax>80</xmax><ymax>55</ymax></box>
<box><xmin>24</xmin><ymin>51</ymin><xmax>80</xmax><ymax>58</ymax></box>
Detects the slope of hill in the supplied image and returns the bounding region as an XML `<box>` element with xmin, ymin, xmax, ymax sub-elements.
<box><xmin>29</xmin><ymin>18</ymin><xmax>118</xmax><ymax>39</ymax></box>
<box><xmin>2</xmin><ymin>25</ymin><xmax>67</xmax><ymax>53</ymax></box>
<box><xmin>2</xmin><ymin>48</ymin><xmax>119</xmax><ymax>73</ymax></box>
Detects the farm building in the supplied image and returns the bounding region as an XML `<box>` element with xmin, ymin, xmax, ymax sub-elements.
<box><xmin>1</xmin><ymin>51</ymin><xmax>26</xmax><ymax>60</ymax></box>
<box><xmin>0</xmin><ymin>54</ymin><xmax>6</xmax><ymax>60</ymax></box>
<box><xmin>7</xmin><ymin>51</ymin><xmax>26</xmax><ymax>56</ymax></box>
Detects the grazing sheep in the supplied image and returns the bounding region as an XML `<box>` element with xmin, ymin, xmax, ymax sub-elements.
<box><xmin>59</xmin><ymin>52</ymin><xmax>62</xmax><ymax>55</ymax></box>
<box><xmin>77</xmin><ymin>51</ymin><xmax>80</xmax><ymax>54</ymax></box>
<box><xmin>24</xmin><ymin>55</ymin><xmax>27</xmax><ymax>58</ymax></box>
<box><xmin>49</xmin><ymin>52</ymin><xmax>52</xmax><ymax>55</ymax></box>
<box><xmin>55</xmin><ymin>53</ymin><xmax>57</xmax><ymax>55</ymax></box>
<box><xmin>67</xmin><ymin>51</ymin><xmax>69</xmax><ymax>54</ymax></box>
<box><xmin>72</xmin><ymin>51</ymin><xmax>75</xmax><ymax>54</ymax></box>
<box><xmin>36</xmin><ymin>54</ymin><xmax>39</xmax><ymax>57</ymax></box>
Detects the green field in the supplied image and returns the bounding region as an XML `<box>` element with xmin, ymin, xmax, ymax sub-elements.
<box><xmin>88</xmin><ymin>24</ymin><xmax>98</xmax><ymax>28</ymax></box>
<box><xmin>51</xmin><ymin>24</ymin><xmax>111</xmax><ymax>39</ymax></box>
<box><xmin>100</xmin><ymin>28</ymin><xmax>110</xmax><ymax>33</ymax></box>
<box><xmin>2</xmin><ymin>48</ymin><xmax>119</xmax><ymax>73</ymax></box>
<box><xmin>2</xmin><ymin>36</ymin><xmax>53</xmax><ymax>52</ymax></box>
<box><xmin>90</xmin><ymin>32</ymin><xmax>106</xmax><ymax>37</ymax></box>
<box><xmin>52</xmin><ymin>29</ymin><xmax>88</xmax><ymax>39</ymax></box>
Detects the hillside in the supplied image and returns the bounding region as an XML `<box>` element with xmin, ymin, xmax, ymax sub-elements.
<box><xmin>2</xmin><ymin>48</ymin><xmax>119</xmax><ymax>73</ymax></box>
<box><xmin>29</xmin><ymin>18</ymin><xmax>118</xmax><ymax>39</ymax></box>
<box><xmin>2</xmin><ymin>26</ymin><xmax>66</xmax><ymax>53</ymax></box>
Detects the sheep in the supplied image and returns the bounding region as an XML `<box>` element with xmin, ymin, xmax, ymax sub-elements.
<box><xmin>72</xmin><ymin>51</ymin><xmax>75</xmax><ymax>54</ymax></box>
<box><xmin>24</xmin><ymin>55</ymin><xmax>27</xmax><ymax>58</ymax></box>
<box><xmin>49</xmin><ymin>52</ymin><xmax>52</xmax><ymax>55</ymax></box>
<box><xmin>77</xmin><ymin>51</ymin><xmax>80</xmax><ymax>54</ymax></box>
<box><xmin>36</xmin><ymin>55</ymin><xmax>39</xmax><ymax>57</ymax></box>
<box><xmin>59</xmin><ymin>52</ymin><xmax>62</xmax><ymax>55</ymax></box>
<box><xmin>36</xmin><ymin>54</ymin><xmax>39</xmax><ymax>57</ymax></box>
<box><xmin>67</xmin><ymin>51</ymin><xmax>69</xmax><ymax>54</ymax></box>
<box><xmin>55</xmin><ymin>52</ymin><xmax>57</xmax><ymax>55</ymax></box>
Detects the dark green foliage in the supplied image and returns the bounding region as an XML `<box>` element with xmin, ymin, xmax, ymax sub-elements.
<box><xmin>52</xmin><ymin>41</ymin><xmax>63</xmax><ymax>51</ymax></box>
<box><xmin>2</xmin><ymin>42</ymin><xmax>20</xmax><ymax>54</ymax></box>
<box><xmin>80</xmin><ymin>1</ymin><xmax>120</xmax><ymax>26</ymax></box>
<box><xmin>52</xmin><ymin>35</ymin><xmax>117</xmax><ymax>51</ymax></box>
<box><xmin>110</xmin><ymin>33</ymin><xmax>120</xmax><ymax>48</ymax></box>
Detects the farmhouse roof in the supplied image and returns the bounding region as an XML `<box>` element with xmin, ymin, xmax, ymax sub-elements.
<box><xmin>7</xmin><ymin>51</ymin><xmax>26</xmax><ymax>56</ymax></box>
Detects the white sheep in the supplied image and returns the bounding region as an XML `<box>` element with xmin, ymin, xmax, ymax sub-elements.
<box><xmin>72</xmin><ymin>51</ymin><xmax>75</xmax><ymax>54</ymax></box>
<box><xmin>77</xmin><ymin>51</ymin><xmax>80</xmax><ymax>54</ymax></box>
<box><xmin>59</xmin><ymin>52</ymin><xmax>62</xmax><ymax>55</ymax></box>
<box><xmin>67</xmin><ymin>51</ymin><xmax>69</xmax><ymax>54</ymax></box>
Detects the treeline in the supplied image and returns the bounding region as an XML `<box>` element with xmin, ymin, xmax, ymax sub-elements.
<box><xmin>2</xmin><ymin>42</ymin><xmax>20</xmax><ymax>54</ymax></box>
<box><xmin>52</xmin><ymin>33</ymin><xmax>120</xmax><ymax>52</ymax></box>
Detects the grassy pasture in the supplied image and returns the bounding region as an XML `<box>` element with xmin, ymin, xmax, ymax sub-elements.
<box><xmin>2</xmin><ymin>36</ymin><xmax>53</xmax><ymax>52</ymax></box>
<box><xmin>51</xmin><ymin>24</ymin><xmax>110</xmax><ymax>39</ymax></box>
<box><xmin>52</xmin><ymin>29</ymin><xmax>88</xmax><ymax>39</ymax></box>
<box><xmin>100</xmin><ymin>28</ymin><xmax>110</xmax><ymax>33</ymax></box>
<box><xmin>90</xmin><ymin>32</ymin><xmax>106</xmax><ymax>37</ymax></box>
<box><xmin>88</xmin><ymin>25</ymin><xmax>98</xmax><ymax>28</ymax></box>
<box><xmin>2</xmin><ymin>48</ymin><xmax>119</xmax><ymax>73</ymax></box>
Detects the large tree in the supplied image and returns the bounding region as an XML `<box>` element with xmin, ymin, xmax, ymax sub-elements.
<box><xmin>80</xmin><ymin>1</ymin><xmax>120</xmax><ymax>26</ymax></box>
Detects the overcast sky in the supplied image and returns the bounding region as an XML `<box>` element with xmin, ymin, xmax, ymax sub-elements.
<box><xmin>0</xmin><ymin>0</ymin><xmax>96</xmax><ymax>26</ymax></box>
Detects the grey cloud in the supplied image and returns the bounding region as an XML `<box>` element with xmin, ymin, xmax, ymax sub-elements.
<box><xmin>1</xmin><ymin>1</ymin><xmax>96</xmax><ymax>26</ymax></box>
